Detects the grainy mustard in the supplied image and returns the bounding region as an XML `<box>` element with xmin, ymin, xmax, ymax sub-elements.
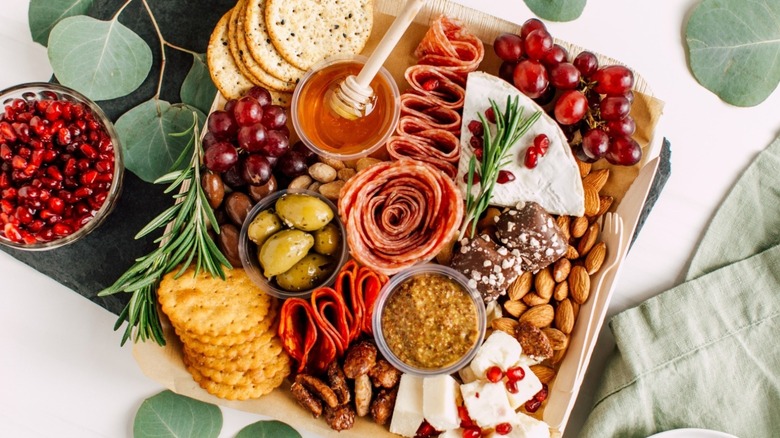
<box><xmin>381</xmin><ymin>273</ymin><xmax>479</xmax><ymax>369</ymax></box>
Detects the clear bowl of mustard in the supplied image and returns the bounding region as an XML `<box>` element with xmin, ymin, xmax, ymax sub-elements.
<box><xmin>372</xmin><ymin>264</ymin><xmax>486</xmax><ymax>376</ymax></box>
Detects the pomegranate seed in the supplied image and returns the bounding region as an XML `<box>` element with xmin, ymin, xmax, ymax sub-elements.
<box><xmin>525</xmin><ymin>147</ymin><xmax>539</xmax><ymax>168</ymax></box>
<box><xmin>467</xmin><ymin>120</ymin><xmax>484</xmax><ymax>136</ymax></box>
<box><xmin>12</xmin><ymin>123</ymin><xmax>30</xmax><ymax>142</ymax></box>
<box><xmin>48</xmin><ymin>197</ymin><xmax>65</xmax><ymax>214</ymax></box>
<box><xmin>534</xmin><ymin>383</ymin><xmax>549</xmax><ymax>402</ymax></box>
<box><xmin>534</xmin><ymin>133</ymin><xmax>550</xmax><ymax>156</ymax></box>
<box><xmin>463</xmin><ymin>171</ymin><xmax>481</xmax><ymax>185</ymax></box>
<box><xmin>76</xmin><ymin>159</ymin><xmax>91</xmax><ymax>172</ymax></box>
<box><xmin>469</xmin><ymin>135</ymin><xmax>483</xmax><ymax>150</ymax></box>
<box><xmin>0</xmin><ymin>200</ymin><xmax>12</xmax><ymax>214</ymax></box>
<box><xmin>0</xmin><ymin>144</ymin><xmax>11</xmax><ymax>160</ymax></box>
<box><xmin>422</xmin><ymin>79</ymin><xmax>439</xmax><ymax>91</ymax></box>
<box><xmin>44</xmin><ymin>101</ymin><xmax>62</xmax><ymax>121</ymax></box>
<box><xmin>17</xmin><ymin>147</ymin><xmax>31</xmax><ymax>159</ymax></box>
<box><xmin>0</xmin><ymin>173</ymin><xmax>9</xmax><ymax>189</ymax></box>
<box><xmin>2</xmin><ymin>188</ymin><xmax>16</xmax><ymax>200</ymax></box>
<box><xmin>462</xmin><ymin>426</ymin><xmax>482</xmax><ymax>438</ymax></box>
<box><xmin>90</xmin><ymin>192</ymin><xmax>107</xmax><ymax>209</ymax></box>
<box><xmin>74</xmin><ymin>187</ymin><xmax>92</xmax><ymax>199</ymax></box>
<box><xmin>30</xmin><ymin>116</ymin><xmax>46</xmax><ymax>135</ymax></box>
<box><xmin>3</xmin><ymin>223</ymin><xmax>23</xmax><ymax>242</ymax></box>
<box><xmin>506</xmin><ymin>366</ymin><xmax>526</xmax><ymax>382</ymax></box>
<box><xmin>80</xmin><ymin>170</ymin><xmax>98</xmax><ymax>185</ymax></box>
<box><xmin>56</xmin><ymin>127</ymin><xmax>72</xmax><ymax>145</ymax></box>
<box><xmin>525</xmin><ymin>399</ymin><xmax>542</xmax><ymax>413</ymax></box>
<box><xmin>52</xmin><ymin>223</ymin><xmax>72</xmax><ymax>236</ymax></box>
<box><xmin>46</xmin><ymin>166</ymin><xmax>63</xmax><ymax>181</ymax></box>
<box><xmin>15</xmin><ymin>206</ymin><xmax>33</xmax><ymax>224</ymax></box>
<box><xmin>79</xmin><ymin>143</ymin><xmax>97</xmax><ymax>159</ymax></box>
<box><xmin>10</xmin><ymin>98</ymin><xmax>26</xmax><ymax>112</ymax></box>
<box><xmin>497</xmin><ymin>170</ymin><xmax>515</xmax><ymax>184</ymax></box>
<box><xmin>16</xmin><ymin>111</ymin><xmax>33</xmax><ymax>123</ymax></box>
<box><xmin>61</xmin><ymin>102</ymin><xmax>73</xmax><ymax>120</ymax></box>
<box><xmin>98</xmin><ymin>137</ymin><xmax>113</xmax><ymax>154</ymax></box>
<box><xmin>64</xmin><ymin>158</ymin><xmax>77</xmax><ymax>176</ymax></box>
<box><xmin>0</xmin><ymin>122</ymin><xmax>17</xmax><ymax>142</ymax></box>
<box><xmin>458</xmin><ymin>406</ymin><xmax>474</xmax><ymax>428</ymax></box>
<box><xmin>27</xmin><ymin>220</ymin><xmax>44</xmax><ymax>232</ymax></box>
<box><xmin>43</xmin><ymin>150</ymin><xmax>57</xmax><ymax>162</ymax></box>
<box><xmin>473</xmin><ymin>147</ymin><xmax>483</xmax><ymax>161</ymax></box>
<box><xmin>485</xmin><ymin>107</ymin><xmax>496</xmax><ymax>124</ymax></box>
<box><xmin>486</xmin><ymin>366</ymin><xmax>504</xmax><ymax>383</ymax></box>
<box><xmin>38</xmin><ymin>227</ymin><xmax>54</xmax><ymax>241</ymax></box>
<box><xmin>506</xmin><ymin>380</ymin><xmax>519</xmax><ymax>394</ymax></box>
<box><xmin>95</xmin><ymin>160</ymin><xmax>113</xmax><ymax>173</ymax></box>
<box><xmin>18</xmin><ymin>186</ymin><xmax>40</xmax><ymax>200</ymax></box>
<box><xmin>495</xmin><ymin>423</ymin><xmax>512</xmax><ymax>435</ymax></box>
<box><xmin>414</xmin><ymin>420</ymin><xmax>437</xmax><ymax>438</ymax></box>
<box><xmin>30</xmin><ymin>150</ymin><xmax>44</xmax><ymax>167</ymax></box>
<box><xmin>21</xmin><ymin>231</ymin><xmax>37</xmax><ymax>245</ymax></box>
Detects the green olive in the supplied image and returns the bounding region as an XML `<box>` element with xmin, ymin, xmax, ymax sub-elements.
<box><xmin>247</xmin><ymin>210</ymin><xmax>282</xmax><ymax>246</ymax></box>
<box><xmin>275</xmin><ymin>194</ymin><xmax>334</xmax><ymax>231</ymax></box>
<box><xmin>313</xmin><ymin>222</ymin><xmax>341</xmax><ymax>256</ymax></box>
<box><xmin>276</xmin><ymin>253</ymin><xmax>336</xmax><ymax>292</ymax></box>
<box><xmin>258</xmin><ymin>229</ymin><xmax>314</xmax><ymax>278</ymax></box>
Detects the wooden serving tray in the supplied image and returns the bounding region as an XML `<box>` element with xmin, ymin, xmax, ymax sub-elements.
<box><xmin>133</xmin><ymin>0</ymin><xmax>665</xmax><ymax>436</ymax></box>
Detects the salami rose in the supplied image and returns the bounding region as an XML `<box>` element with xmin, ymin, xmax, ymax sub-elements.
<box><xmin>338</xmin><ymin>159</ymin><xmax>464</xmax><ymax>275</ymax></box>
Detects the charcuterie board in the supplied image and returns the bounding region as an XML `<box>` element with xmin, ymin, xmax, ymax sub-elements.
<box><xmin>132</xmin><ymin>0</ymin><xmax>665</xmax><ymax>436</ymax></box>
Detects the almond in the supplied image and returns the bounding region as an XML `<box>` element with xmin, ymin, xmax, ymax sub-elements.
<box><xmin>477</xmin><ymin>207</ymin><xmax>502</xmax><ymax>232</ymax></box>
<box><xmin>572</xmin><ymin>301</ymin><xmax>580</xmax><ymax>320</ymax></box>
<box><xmin>542</xmin><ymin>327</ymin><xmax>569</xmax><ymax>350</ymax></box>
<box><xmin>551</xmin><ymin>346</ymin><xmax>568</xmax><ymax>364</ymax></box>
<box><xmin>552</xmin><ymin>258</ymin><xmax>571</xmax><ymax>283</ymax></box>
<box><xmin>577</xmin><ymin>222</ymin><xmax>600</xmax><ymax>255</ymax></box>
<box><xmin>569</xmin><ymin>265</ymin><xmax>591</xmax><ymax>304</ymax></box>
<box><xmin>503</xmin><ymin>300</ymin><xmax>528</xmax><ymax>318</ymax></box>
<box><xmin>492</xmin><ymin>317</ymin><xmax>519</xmax><ymax>335</ymax></box>
<box><xmin>530</xmin><ymin>365</ymin><xmax>556</xmax><ymax>384</ymax></box>
<box><xmin>585</xmin><ymin>241</ymin><xmax>607</xmax><ymax>274</ymax></box>
<box><xmin>535</xmin><ymin>267</ymin><xmax>555</xmax><ymax>300</ymax></box>
<box><xmin>508</xmin><ymin>271</ymin><xmax>533</xmax><ymax>301</ymax></box>
<box><xmin>565</xmin><ymin>245</ymin><xmax>579</xmax><ymax>260</ymax></box>
<box><xmin>583</xmin><ymin>185</ymin><xmax>600</xmax><ymax>217</ymax></box>
<box><xmin>555</xmin><ymin>299</ymin><xmax>575</xmax><ymax>334</ymax></box>
<box><xmin>522</xmin><ymin>292</ymin><xmax>550</xmax><ymax>306</ymax></box>
<box><xmin>553</xmin><ymin>281</ymin><xmax>569</xmax><ymax>301</ymax></box>
<box><xmin>571</xmin><ymin>216</ymin><xmax>588</xmax><ymax>239</ymax></box>
<box><xmin>519</xmin><ymin>304</ymin><xmax>554</xmax><ymax>328</ymax></box>
<box><xmin>556</xmin><ymin>215</ymin><xmax>571</xmax><ymax>242</ymax></box>
<box><xmin>597</xmin><ymin>195</ymin><xmax>614</xmax><ymax>217</ymax></box>
<box><xmin>576</xmin><ymin>158</ymin><xmax>591</xmax><ymax>178</ymax></box>
<box><xmin>582</xmin><ymin>168</ymin><xmax>609</xmax><ymax>192</ymax></box>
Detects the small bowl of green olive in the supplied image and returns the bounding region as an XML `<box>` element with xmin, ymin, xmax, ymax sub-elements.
<box><xmin>238</xmin><ymin>188</ymin><xmax>348</xmax><ymax>299</ymax></box>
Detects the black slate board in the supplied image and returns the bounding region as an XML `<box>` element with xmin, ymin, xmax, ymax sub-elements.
<box><xmin>2</xmin><ymin>0</ymin><xmax>672</xmax><ymax>317</ymax></box>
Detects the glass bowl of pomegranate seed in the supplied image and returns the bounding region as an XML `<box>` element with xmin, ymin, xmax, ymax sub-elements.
<box><xmin>0</xmin><ymin>82</ymin><xmax>123</xmax><ymax>250</ymax></box>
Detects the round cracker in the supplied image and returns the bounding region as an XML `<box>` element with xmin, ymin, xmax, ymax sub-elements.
<box><xmin>227</xmin><ymin>1</ymin><xmax>256</xmax><ymax>85</ymax></box>
<box><xmin>186</xmin><ymin>351</ymin><xmax>290</xmax><ymax>400</ymax></box>
<box><xmin>207</xmin><ymin>11</ymin><xmax>256</xmax><ymax>100</ymax></box>
<box><xmin>179</xmin><ymin>321</ymin><xmax>277</xmax><ymax>360</ymax></box>
<box><xmin>236</xmin><ymin>4</ymin><xmax>298</xmax><ymax>92</ymax></box>
<box><xmin>244</xmin><ymin>0</ymin><xmax>306</xmax><ymax>84</ymax></box>
<box><xmin>264</xmin><ymin>0</ymin><xmax>373</xmax><ymax>71</ymax></box>
<box><xmin>176</xmin><ymin>301</ymin><xmax>278</xmax><ymax>347</ymax></box>
<box><xmin>184</xmin><ymin>338</ymin><xmax>289</xmax><ymax>383</ymax></box>
<box><xmin>158</xmin><ymin>265</ymin><xmax>275</xmax><ymax>337</ymax></box>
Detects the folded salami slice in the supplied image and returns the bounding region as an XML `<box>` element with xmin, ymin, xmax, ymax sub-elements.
<box><xmin>339</xmin><ymin>159</ymin><xmax>463</xmax><ymax>275</ymax></box>
<box><xmin>278</xmin><ymin>298</ymin><xmax>322</xmax><ymax>373</ymax></box>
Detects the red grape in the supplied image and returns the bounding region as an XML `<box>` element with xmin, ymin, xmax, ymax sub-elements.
<box><xmin>237</xmin><ymin>123</ymin><xmax>267</xmax><ymax>152</ymax></box>
<box><xmin>573</xmin><ymin>51</ymin><xmax>598</xmax><ymax>78</ymax></box>
<box><xmin>581</xmin><ymin>128</ymin><xmax>609</xmax><ymax>159</ymax></box>
<box><xmin>624</xmin><ymin>89</ymin><xmax>635</xmax><ymax>104</ymax></box>
<box><xmin>520</xmin><ymin>18</ymin><xmax>547</xmax><ymax>39</ymax></box>
<box><xmin>202</xmin><ymin>131</ymin><xmax>218</xmax><ymax>150</ymax></box>
<box><xmin>277</xmin><ymin>150</ymin><xmax>308</xmax><ymax>177</ymax></box>
<box><xmin>292</xmin><ymin>141</ymin><xmax>318</xmax><ymax>165</ymax></box>
<box><xmin>605</xmin><ymin>116</ymin><xmax>636</xmax><ymax>137</ymax></box>
<box><xmin>592</xmin><ymin>65</ymin><xmax>634</xmax><ymax>96</ymax></box>
<box><xmin>221</xmin><ymin>163</ymin><xmax>245</xmax><ymax>188</ymax></box>
<box><xmin>246</xmin><ymin>86</ymin><xmax>272</xmax><ymax>107</ymax></box>
<box><xmin>232</xmin><ymin>96</ymin><xmax>264</xmax><ymax>126</ymax></box>
<box><xmin>541</xmin><ymin>44</ymin><xmax>568</xmax><ymax>68</ymax></box>
<box><xmin>599</xmin><ymin>95</ymin><xmax>631</xmax><ymax>120</ymax></box>
<box><xmin>523</xmin><ymin>29</ymin><xmax>553</xmax><ymax>60</ymax></box>
<box><xmin>260</xmin><ymin>129</ymin><xmax>290</xmax><ymax>157</ymax></box>
<box><xmin>549</xmin><ymin>62</ymin><xmax>581</xmax><ymax>90</ymax></box>
<box><xmin>554</xmin><ymin>90</ymin><xmax>588</xmax><ymax>125</ymax></box>
<box><xmin>533</xmin><ymin>84</ymin><xmax>556</xmax><ymax>106</ymax></box>
<box><xmin>513</xmin><ymin>59</ymin><xmax>549</xmax><ymax>99</ymax></box>
<box><xmin>203</xmin><ymin>141</ymin><xmax>238</xmax><ymax>172</ymax></box>
<box><xmin>498</xmin><ymin>61</ymin><xmax>519</xmax><ymax>83</ymax></box>
<box><xmin>571</xmin><ymin>143</ymin><xmax>598</xmax><ymax>163</ymax></box>
<box><xmin>261</xmin><ymin>105</ymin><xmax>287</xmax><ymax>130</ymax></box>
<box><xmin>494</xmin><ymin>33</ymin><xmax>523</xmax><ymax>61</ymax></box>
<box><xmin>605</xmin><ymin>134</ymin><xmax>642</xmax><ymax>165</ymax></box>
<box><xmin>240</xmin><ymin>153</ymin><xmax>272</xmax><ymax>186</ymax></box>
<box><xmin>207</xmin><ymin>110</ymin><xmax>239</xmax><ymax>140</ymax></box>
<box><xmin>223</xmin><ymin>99</ymin><xmax>238</xmax><ymax>113</ymax></box>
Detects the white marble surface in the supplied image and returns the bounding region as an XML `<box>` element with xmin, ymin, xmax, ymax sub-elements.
<box><xmin>2</xmin><ymin>0</ymin><xmax>779</xmax><ymax>437</ymax></box>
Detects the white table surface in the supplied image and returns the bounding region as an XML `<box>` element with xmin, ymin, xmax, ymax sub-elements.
<box><xmin>2</xmin><ymin>1</ymin><xmax>778</xmax><ymax>437</ymax></box>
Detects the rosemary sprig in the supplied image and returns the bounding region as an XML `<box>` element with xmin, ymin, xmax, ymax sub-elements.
<box><xmin>460</xmin><ymin>96</ymin><xmax>541</xmax><ymax>240</ymax></box>
<box><xmin>98</xmin><ymin>113</ymin><xmax>231</xmax><ymax>346</ymax></box>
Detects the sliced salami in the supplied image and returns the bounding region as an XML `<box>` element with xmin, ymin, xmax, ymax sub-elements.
<box><xmin>338</xmin><ymin>159</ymin><xmax>463</xmax><ymax>275</ymax></box>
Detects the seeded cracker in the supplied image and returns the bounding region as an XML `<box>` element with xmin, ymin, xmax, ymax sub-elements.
<box><xmin>207</xmin><ymin>12</ymin><xmax>293</xmax><ymax>105</ymax></box>
<box><xmin>244</xmin><ymin>0</ymin><xmax>306</xmax><ymax>85</ymax></box>
<box><xmin>227</xmin><ymin>1</ymin><xmax>256</xmax><ymax>86</ymax></box>
<box><xmin>264</xmin><ymin>0</ymin><xmax>373</xmax><ymax>71</ymax></box>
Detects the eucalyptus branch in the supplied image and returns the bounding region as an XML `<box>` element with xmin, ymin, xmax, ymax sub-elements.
<box><xmin>140</xmin><ymin>0</ymin><xmax>167</xmax><ymax>108</ymax></box>
<box><xmin>110</xmin><ymin>0</ymin><xmax>134</xmax><ymax>21</ymax></box>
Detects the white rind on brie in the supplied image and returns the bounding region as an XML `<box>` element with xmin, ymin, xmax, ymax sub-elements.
<box><xmin>458</xmin><ymin>72</ymin><xmax>585</xmax><ymax>216</ymax></box>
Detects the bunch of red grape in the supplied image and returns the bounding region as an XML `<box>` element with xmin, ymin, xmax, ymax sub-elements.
<box><xmin>494</xmin><ymin>19</ymin><xmax>642</xmax><ymax>166</ymax></box>
<box><xmin>203</xmin><ymin>86</ymin><xmax>313</xmax><ymax>188</ymax></box>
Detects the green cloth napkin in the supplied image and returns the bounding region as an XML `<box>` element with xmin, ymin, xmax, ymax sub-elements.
<box><xmin>580</xmin><ymin>136</ymin><xmax>780</xmax><ymax>438</ymax></box>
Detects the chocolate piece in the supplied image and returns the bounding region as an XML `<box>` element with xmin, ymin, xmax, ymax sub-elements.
<box><xmin>495</xmin><ymin>202</ymin><xmax>567</xmax><ymax>273</ymax></box>
<box><xmin>450</xmin><ymin>234</ymin><xmax>522</xmax><ymax>302</ymax></box>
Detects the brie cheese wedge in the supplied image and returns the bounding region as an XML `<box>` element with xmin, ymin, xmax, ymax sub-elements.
<box><xmin>458</xmin><ymin>72</ymin><xmax>584</xmax><ymax>216</ymax></box>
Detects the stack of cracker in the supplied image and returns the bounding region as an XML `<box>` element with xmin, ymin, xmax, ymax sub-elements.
<box><xmin>207</xmin><ymin>0</ymin><xmax>374</xmax><ymax>103</ymax></box>
<box><xmin>158</xmin><ymin>266</ymin><xmax>291</xmax><ymax>401</ymax></box>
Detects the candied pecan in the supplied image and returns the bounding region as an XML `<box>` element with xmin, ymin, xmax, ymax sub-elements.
<box><xmin>370</xmin><ymin>386</ymin><xmax>398</xmax><ymax>425</ymax></box>
<box><xmin>343</xmin><ymin>340</ymin><xmax>377</xmax><ymax>378</ymax></box>
<box><xmin>296</xmin><ymin>374</ymin><xmax>339</xmax><ymax>408</ymax></box>
<box><xmin>369</xmin><ymin>359</ymin><xmax>401</xmax><ymax>388</ymax></box>
<box><xmin>327</xmin><ymin>361</ymin><xmax>351</xmax><ymax>405</ymax></box>
<box><xmin>324</xmin><ymin>404</ymin><xmax>356</xmax><ymax>431</ymax></box>
<box><xmin>291</xmin><ymin>379</ymin><xmax>323</xmax><ymax>418</ymax></box>
<box><xmin>354</xmin><ymin>373</ymin><xmax>372</xmax><ymax>417</ymax></box>
<box><xmin>514</xmin><ymin>320</ymin><xmax>553</xmax><ymax>361</ymax></box>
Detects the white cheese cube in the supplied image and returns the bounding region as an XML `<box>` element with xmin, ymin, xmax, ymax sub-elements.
<box><xmin>423</xmin><ymin>375</ymin><xmax>461</xmax><ymax>431</ymax></box>
<box><xmin>485</xmin><ymin>412</ymin><xmax>550</xmax><ymax>438</ymax></box>
<box><xmin>439</xmin><ymin>428</ymin><xmax>465</xmax><ymax>438</ymax></box>
<box><xmin>460</xmin><ymin>380</ymin><xmax>514</xmax><ymax>428</ymax></box>
<box><xmin>469</xmin><ymin>331</ymin><xmax>522</xmax><ymax>379</ymax></box>
<box><xmin>390</xmin><ymin>374</ymin><xmax>425</xmax><ymax>437</ymax></box>
<box><xmin>506</xmin><ymin>365</ymin><xmax>543</xmax><ymax>410</ymax></box>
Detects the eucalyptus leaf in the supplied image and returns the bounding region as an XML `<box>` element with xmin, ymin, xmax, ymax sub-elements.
<box><xmin>686</xmin><ymin>0</ymin><xmax>780</xmax><ymax>107</ymax></box>
<box><xmin>523</xmin><ymin>0</ymin><xmax>586</xmax><ymax>22</ymax></box>
<box><xmin>181</xmin><ymin>53</ymin><xmax>218</xmax><ymax>115</ymax></box>
<box><xmin>235</xmin><ymin>420</ymin><xmax>302</xmax><ymax>438</ymax></box>
<box><xmin>28</xmin><ymin>0</ymin><xmax>93</xmax><ymax>46</ymax></box>
<box><xmin>116</xmin><ymin>99</ymin><xmax>205</xmax><ymax>182</ymax></box>
<box><xmin>133</xmin><ymin>390</ymin><xmax>222</xmax><ymax>438</ymax></box>
<box><xmin>48</xmin><ymin>15</ymin><xmax>152</xmax><ymax>101</ymax></box>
